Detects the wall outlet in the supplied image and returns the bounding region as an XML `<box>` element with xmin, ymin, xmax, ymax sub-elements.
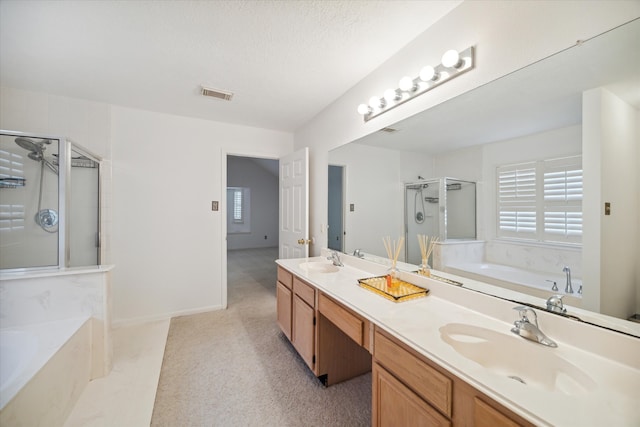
<box><xmin>212</xmin><ymin>201</ymin><xmax>219</xmax><ymax>211</ymax></box>
<box><xmin>264</xmin><ymin>235</ymin><xmax>267</xmax><ymax>239</ymax></box>
<box><xmin>350</xmin><ymin>203</ymin><xmax>355</xmax><ymax>212</ymax></box>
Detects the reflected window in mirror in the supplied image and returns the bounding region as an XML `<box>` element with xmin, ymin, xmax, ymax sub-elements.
<box><xmin>497</xmin><ymin>155</ymin><xmax>582</xmax><ymax>245</ymax></box>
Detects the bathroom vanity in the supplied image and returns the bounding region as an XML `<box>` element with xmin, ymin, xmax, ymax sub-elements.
<box><xmin>276</xmin><ymin>251</ymin><xmax>640</xmax><ymax>426</ymax></box>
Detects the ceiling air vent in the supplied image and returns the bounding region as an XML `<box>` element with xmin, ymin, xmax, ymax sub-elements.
<box><xmin>201</xmin><ymin>86</ymin><xmax>234</xmax><ymax>101</ymax></box>
<box><xmin>379</xmin><ymin>127</ymin><xmax>398</xmax><ymax>133</ymax></box>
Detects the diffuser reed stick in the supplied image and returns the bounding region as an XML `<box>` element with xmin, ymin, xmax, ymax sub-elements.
<box><xmin>417</xmin><ymin>234</ymin><xmax>439</xmax><ymax>276</ymax></box>
<box><xmin>382</xmin><ymin>236</ymin><xmax>404</xmax><ymax>285</ymax></box>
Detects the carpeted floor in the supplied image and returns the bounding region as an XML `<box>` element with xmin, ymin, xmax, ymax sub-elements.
<box><xmin>151</xmin><ymin>247</ymin><xmax>371</xmax><ymax>426</ymax></box>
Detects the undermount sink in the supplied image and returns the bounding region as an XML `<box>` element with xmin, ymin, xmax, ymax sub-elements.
<box><xmin>439</xmin><ymin>323</ymin><xmax>596</xmax><ymax>395</ymax></box>
<box><xmin>299</xmin><ymin>261</ymin><xmax>340</xmax><ymax>273</ymax></box>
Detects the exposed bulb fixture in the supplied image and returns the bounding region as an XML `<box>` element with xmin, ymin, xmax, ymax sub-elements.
<box><xmin>357</xmin><ymin>46</ymin><xmax>475</xmax><ymax>120</ymax></box>
<box><xmin>399</xmin><ymin>76</ymin><xmax>417</xmax><ymax>92</ymax></box>
<box><xmin>369</xmin><ymin>96</ymin><xmax>385</xmax><ymax>109</ymax></box>
<box><xmin>357</xmin><ymin>103</ymin><xmax>372</xmax><ymax>115</ymax></box>
<box><xmin>441</xmin><ymin>49</ymin><xmax>463</xmax><ymax>68</ymax></box>
<box><xmin>419</xmin><ymin>66</ymin><xmax>438</xmax><ymax>82</ymax></box>
<box><xmin>384</xmin><ymin>88</ymin><xmax>401</xmax><ymax>103</ymax></box>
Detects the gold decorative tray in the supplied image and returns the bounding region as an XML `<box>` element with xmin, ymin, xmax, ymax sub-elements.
<box><xmin>358</xmin><ymin>276</ymin><xmax>429</xmax><ymax>302</ymax></box>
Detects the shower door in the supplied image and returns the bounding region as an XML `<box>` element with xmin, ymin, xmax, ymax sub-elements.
<box><xmin>0</xmin><ymin>133</ymin><xmax>60</xmax><ymax>269</ymax></box>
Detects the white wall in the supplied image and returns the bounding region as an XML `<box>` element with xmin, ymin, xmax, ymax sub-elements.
<box><xmin>294</xmin><ymin>0</ymin><xmax>640</xmax><ymax>257</ymax></box>
<box><xmin>226</xmin><ymin>156</ymin><xmax>279</xmax><ymax>250</ymax></box>
<box><xmin>110</xmin><ymin>106</ymin><xmax>292</xmax><ymax>323</ymax></box>
<box><xmin>583</xmin><ymin>88</ymin><xmax>639</xmax><ymax>318</ymax></box>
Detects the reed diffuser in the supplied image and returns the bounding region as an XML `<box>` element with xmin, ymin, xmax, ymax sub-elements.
<box><xmin>417</xmin><ymin>234</ymin><xmax>438</xmax><ymax>277</ymax></box>
<box><xmin>383</xmin><ymin>236</ymin><xmax>404</xmax><ymax>287</ymax></box>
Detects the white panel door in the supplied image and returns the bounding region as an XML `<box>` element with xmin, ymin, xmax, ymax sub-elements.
<box><xmin>279</xmin><ymin>147</ymin><xmax>309</xmax><ymax>259</ymax></box>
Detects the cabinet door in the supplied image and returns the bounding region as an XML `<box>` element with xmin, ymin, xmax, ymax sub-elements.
<box><xmin>276</xmin><ymin>282</ymin><xmax>292</xmax><ymax>339</ymax></box>
<box><xmin>474</xmin><ymin>398</ymin><xmax>521</xmax><ymax>427</ymax></box>
<box><xmin>373</xmin><ymin>363</ymin><xmax>450</xmax><ymax>427</ymax></box>
<box><xmin>292</xmin><ymin>295</ymin><xmax>315</xmax><ymax>370</ymax></box>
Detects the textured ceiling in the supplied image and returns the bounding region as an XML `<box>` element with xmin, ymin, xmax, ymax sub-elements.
<box><xmin>0</xmin><ymin>0</ymin><xmax>461</xmax><ymax>132</ymax></box>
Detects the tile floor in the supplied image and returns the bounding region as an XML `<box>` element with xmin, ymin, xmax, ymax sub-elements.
<box><xmin>64</xmin><ymin>320</ymin><xmax>170</xmax><ymax>426</ymax></box>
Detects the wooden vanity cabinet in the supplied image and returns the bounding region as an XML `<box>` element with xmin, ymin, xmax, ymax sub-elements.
<box><xmin>373</xmin><ymin>327</ymin><xmax>534</xmax><ymax>427</ymax></box>
<box><xmin>276</xmin><ymin>266</ymin><xmax>371</xmax><ymax>384</ymax></box>
<box><xmin>275</xmin><ymin>268</ymin><xmax>318</xmax><ymax>373</ymax></box>
<box><xmin>291</xmin><ymin>276</ymin><xmax>317</xmax><ymax>371</ymax></box>
<box><xmin>276</xmin><ymin>266</ymin><xmax>293</xmax><ymax>339</ymax></box>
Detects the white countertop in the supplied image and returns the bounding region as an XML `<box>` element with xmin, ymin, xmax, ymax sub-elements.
<box><xmin>277</xmin><ymin>252</ymin><xmax>640</xmax><ymax>427</ymax></box>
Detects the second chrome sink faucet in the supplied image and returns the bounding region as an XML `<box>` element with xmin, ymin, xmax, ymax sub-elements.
<box><xmin>327</xmin><ymin>250</ymin><xmax>344</xmax><ymax>267</ymax></box>
<box><xmin>511</xmin><ymin>306</ymin><xmax>557</xmax><ymax>348</ymax></box>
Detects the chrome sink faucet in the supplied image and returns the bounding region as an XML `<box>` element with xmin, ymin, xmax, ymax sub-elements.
<box><xmin>562</xmin><ymin>266</ymin><xmax>573</xmax><ymax>293</ymax></box>
<box><xmin>353</xmin><ymin>248</ymin><xmax>364</xmax><ymax>258</ymax></box>
<box><xmin>511</xmin><ymin>306</ymin><xmax>557</xmax><ymax>348</ymax></box>
<box><xmin>327</xmin><ymin>250</ymin><xmax>344</xmax><ymax>267</ymax></box>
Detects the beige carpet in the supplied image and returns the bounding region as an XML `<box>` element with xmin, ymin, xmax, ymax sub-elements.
<box><xmin>151</xmin><ymin>247</ymin><xmax>371</xmax><ymax>426</ymax></box>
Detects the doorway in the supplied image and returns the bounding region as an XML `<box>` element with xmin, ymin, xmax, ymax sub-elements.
<box><xmin>328</xmin><ymin>164</ymin><xmax>345</xmax><ymax>252</ymax></box>
<box><xmin>226</xmin><ymin>155</ymin><xmax>279</xmax><ymax>304</ymax></box>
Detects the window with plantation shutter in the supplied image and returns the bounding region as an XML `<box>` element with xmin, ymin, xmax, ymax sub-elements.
<box><xmin>0</xmin><ymin>149</ymin><xmax>26</xmax><ymax>231</ymax></box>
<box><xmin>497</xmin><ymin>156</ymin><xmax>582</xmax><ymax>245</ymax></box>
<box><xmin>543</xmin><ymin>156</ymin><xmax>582</xmax><ymax>243</ymax></box>
<box><xmin>497</xmin><ymin>163</ymin><xmax>537</xmax><ymax>239</ymax></box>
<box><xmin>227</xmin><ymin>187</ymin><xmax>251</xmax><ymax>233</ymax></box>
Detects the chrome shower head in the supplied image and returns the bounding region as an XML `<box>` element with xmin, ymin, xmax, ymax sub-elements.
<box><xmin>15</xmin><ymin>137</ymin><xmax>42</xmax><ymax>152</ymax></box>
<box><xmin>15</xmin><ymin>137</ymin><xmax>51</xmax><ymax>155</ymax></box>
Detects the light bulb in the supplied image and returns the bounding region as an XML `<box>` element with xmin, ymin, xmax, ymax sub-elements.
<box><xmin>442</xmin><ymin>49</ymin><xmax>462</xmax><ymax>68</ymax></box>
<box><xmin>369</xmin><ymin>96</ymin><xmax>385</xmax><ymax>109</ymax></box>
<box><xmin>384</xmin><ymin>88</ymin><xmax>400</xmax><ymax>103</ymax></box>
<box><xmin>357</xmin><ymin>103</ymin><xmax>371</xmax><ymax>115</ymax></box>
<box><xmin>399</xmin><ymin>76</ymin><xmax>416</xmax><ymax>92</ymax></box>
<box><xmin>419</xmin><ymin>66</ymin><xmax>438</xmax><ymax>82</ymax></box>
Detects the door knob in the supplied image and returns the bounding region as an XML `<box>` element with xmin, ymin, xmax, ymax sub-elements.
<box><xmin>297</xmin><ymin>238</ymin><xmax>311</xmax><ymax>245</ymax></box>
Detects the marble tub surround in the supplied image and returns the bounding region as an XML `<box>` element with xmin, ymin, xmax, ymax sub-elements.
<box><xmin>444</xmin><ymin>262</ymin><xmax>583</xmax><ymax>306</ymax></box>
<box><xmin>0</xmin><ymin>318</ymin><xmax>91</xmax><ymax>426</ymax></box>
<box><xmin>0</xmin><ymin>266</ymin><xmax>113</xmax><ymax>378</ymax></box>
<box><xmin>434</xmin><ymin>239</ymin><xmax>582</xmax><ymax>279</ymax></box>
<box><xmin>280</xmin><ymin>250</ymin><xmax>640</xmax><ymax>426</ymax></box>
<box><xmin>485</xmin><ymin>240</ymin><xmax>582</xmax><ymax>279</ymax></box>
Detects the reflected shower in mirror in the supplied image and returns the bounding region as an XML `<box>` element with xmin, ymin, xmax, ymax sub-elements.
<box><xmin>328</xmin><ymin>19</ymin><xmax>640</xmax><ymax>336</ymax></box>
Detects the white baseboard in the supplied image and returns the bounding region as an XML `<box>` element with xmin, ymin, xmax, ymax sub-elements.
<box><xmin>112</xmin><ymin>304</ymin><xmax>225</xmax><ymax>328</ymax></box>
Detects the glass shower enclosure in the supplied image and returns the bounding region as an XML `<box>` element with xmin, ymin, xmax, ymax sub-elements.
<box><xmin>0</xmin><ymin>130</ymin><xmax>101</xmax><ymax>270</ymax></box>
<box><xmin>404</xmin><ymin>177</ymin><xmax>476</xmax><ymax>265</ymax></box>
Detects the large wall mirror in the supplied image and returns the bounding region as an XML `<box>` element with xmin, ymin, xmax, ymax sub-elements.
<box><xmin>328</xmin><ymin>19</ymin><xmax>640</xmax><ymax>337</ymax></box>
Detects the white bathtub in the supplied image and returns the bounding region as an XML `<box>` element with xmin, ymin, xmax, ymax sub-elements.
<box><xmin>0</xmin><ymin>317</ymin><xmax>91</xmax><ymax>424</ymax></box>
<box><xmin>444</xmin><ymin>262</ymin><xmax>582</xmax><ymax>301</ymax></box>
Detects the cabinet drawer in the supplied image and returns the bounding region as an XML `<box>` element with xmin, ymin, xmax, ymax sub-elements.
<box><xmin>277</xmin><ymin>266</ymin><xmax>293</xmax><ymax>289</ymax></box>
<box><xmin>319</xmin><ymin>293</ymin><xmax>364</xmax><ymax>346</ymax></box>
<box><xmin>374</xmin><ymin>329</ymin><xmax>452</xmax><ymax>417</ymax></box>
<box><xmin>293</xmin><ymin>277</ymin><xmax>315</xmax><ymax>307</ymax></box>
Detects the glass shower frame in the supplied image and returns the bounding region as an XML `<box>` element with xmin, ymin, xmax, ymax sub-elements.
<box><xmin>0</xmin><ymin>129</ymin><xmax>102</xmax><ymax>271</ymax></box>
<box><xmin>404</xmin><ymin>177</ymin><xmax>476</xmax><ymax>265</ymax></box>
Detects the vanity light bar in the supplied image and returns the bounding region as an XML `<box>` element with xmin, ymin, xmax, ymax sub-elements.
<box><xmin>357</xmin><ymin>46</ymin><xmax>475</xmax><ymax>122</ymax></box>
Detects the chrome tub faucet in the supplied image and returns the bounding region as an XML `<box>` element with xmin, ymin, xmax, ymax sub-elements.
<box><xmin>562</xmin><ymin>266</ymin><xmax>573</xmax><ymax>293</ymax></box>
<box><xmin>511</xmin><ymin>306</ymin><xmax>557</xmax><ymax>348</ymax></box>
